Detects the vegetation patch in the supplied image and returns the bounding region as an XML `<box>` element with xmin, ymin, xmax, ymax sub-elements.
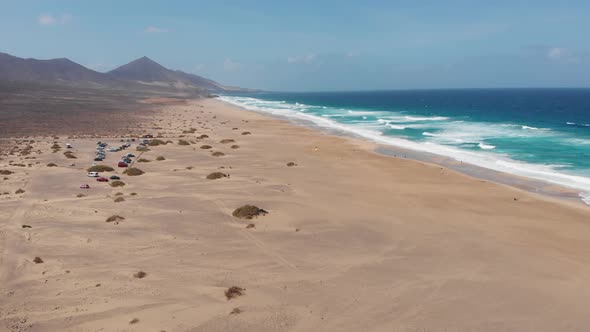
<box><xmin>200</xmin><ymin>145</ymin><xmax>212</xmax><ymax>149</ymax></box>
<box><xmin>33</xmin><ymin>256</ymin><xmax>44</xmax><ymax>264</ymax></box>
<box><xmin>246</xmin><ymin>223</ymin><xmax>255</xmax><ymax>229</ymax></box>
<box><xmin>197</xmin><ymin>134</ymin><xmax>209</xmax><ymax>139</ymax></box>
<box><xmin>206</xmin><ymin>172</ymin><xmax>228</xmax><ymax>180</ymax></box>
<box><xmin>129</xmin><ymin>318</ymin><xmax>140</xmax><ymax>325</ymax></box>
<box><xmin>63</xmin><ymin>151</ymin><xmax>77</xmax><ymax>159</ymax></box>
<box><xmin>231</xmin><ymin>145</ymin><xmax>240</xmax><ymax>149</ymax></box>
<box><xmin>220</xmin><ymin>139</ymin><xmax>235</xmax><ymax>144</ymax></box>
<box><xmin>178</xmin><ymin>139</ymin><xmax>190</xmax><ymax>145</ymax></box>
<box><xmin>211</xmin><ymin>151</ymin><xmax>225</xmax><ymax>157</ymax></box>
<box><xmin>133</xmin><ymin>271</ymin><xmax>147</xmax><ymax>279</ymax></box>
<box><xmin>123</xmin><ymin>167</ymin><xmax>144</xmax><ymax>176</ymax></box>
<box><xmin>136</xmin><ymin>146</ymin><xmax>150</xmax><ymax>152</ymax></box>
<box><xmin>105</xmin><ymin>215</ymin><xmax>125</xmax><ymax>223</ymax></box>
<box><xmin>232</xmin><ymin>205</ymin><xmax>268</xmax><ymax>219</ymax></box>
<box><xmin>15</xmin><ymin>188</ymin><xmax>25</xmax><ymax>194</ymax></box>
<box><xmin>76</xmin><ymin>193</ymin><xmax>86</xmax><ymax>198</ymax></box>
<box><xmin>241</xmin><ymin>132</ymin><xmax>251</xmax><ymax>135</ymax></box>
<box><xmin>225</xmin><ymin>286</ymin><xmax>245</xmax><ymax>300</ymax></box>
<box><xmin>0</xmin><ymin>170</ymin><xmax>14</xmax><ymax>175</ymax></box>
<box><xmin>47</xmin><ymin>163</ymin><xmax>58</xmax><ymax>167</ymax></box>
<box><xmin>137</xmin><ymin>158</ymin><xmax>151</xmax><ymax>163</ymax></box>
<box><xmin>156</xmin><ymin>156</ymin><xmax>166</xmax><ymax>161</ymax></box>
<box><xmin>287</xmin><ymin>162</ymin><xmax>297</xmax><ymax>167</ymax></box>
<box><xmin>87</xmin><ymin>165</ymin><xmax>114</xmax><ymax>172</ymax></box>
<box><xmin>110</xmin><ymin>180</ymin><xmax>126</xmax><ymax>187</ymax></box>
<box><xmin>148</xmin><ymin>139</ymin><xmax>168</xmax><ymax>146</ymax></box>
<box><xmin>114</xmin><ymin>197</ymin><xmax>125</xmax><ymax>203</ymax></box>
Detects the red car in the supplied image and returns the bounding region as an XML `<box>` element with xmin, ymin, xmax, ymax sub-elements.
<box><xmin>96</xmin><ymin>177</ymin><xmax>109</xmax><ymax>182</ymax></box>
<box><xmin>118</xmin><ymin>161</ymin><xmax>128</xmax><ymax>167</ymax></box>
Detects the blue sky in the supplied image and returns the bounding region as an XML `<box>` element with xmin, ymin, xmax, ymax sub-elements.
<box><xmin>1</xmin><ymin>0</ymin><xmax>589</xmax><ymax>91</ymax></box>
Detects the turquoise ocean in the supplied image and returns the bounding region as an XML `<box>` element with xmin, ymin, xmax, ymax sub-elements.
<box><xmin>220</xmin><ymin>89</ymin><xmax>590</xmax><ymax>204</ymax></box>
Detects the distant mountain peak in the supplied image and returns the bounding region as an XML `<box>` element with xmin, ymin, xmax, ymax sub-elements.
<box><xmin>0</xmin><ymin>51</ymin><xmax>256</xmax><ymax>93</ymax></box>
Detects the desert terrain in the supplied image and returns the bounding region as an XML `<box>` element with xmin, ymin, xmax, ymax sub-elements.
<box><xmin>1</xmin><ymin>98</ymin><xmax>590</xmax><ymax>332</ymax></box>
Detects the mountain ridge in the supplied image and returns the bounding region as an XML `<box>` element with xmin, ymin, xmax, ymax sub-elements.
<box><xmin>0</xmin><ymin>52</ymin><xmax>255</xmax><ymax>93</ymax></box>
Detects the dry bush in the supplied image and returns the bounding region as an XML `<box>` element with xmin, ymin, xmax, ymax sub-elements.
<box><xmin>178</xmin><ymin>139</ymin><xmax>190</xmax><ymax>145</ymax></box>
<box><xmin>64</xmin><ymin>151</ymin><xmax>77</xmax><ymax>159</ymax></box>
<box><xmin>47</xmin><ymin>163</ymin><xmax>58</xmax><ymax>167</ymax></box>
<box><xmin>211</xmin><ymin>151</ymin><xmax>225</xmax><ymax>157</ymax></box>
<box><xmin>133</xmin><ymin>271</ymin><xmax>147</xmax><ymax>279</ymax></box>
<box><xmin>225</xmin><ymin>286</ymin><xmax>245</xmax><ymax>300</ymax></box>
<box><xmin>76</xmin><ymin>193</ymin><xmax>86</xmax><ymax>198</ymax></box>
<box><xmin>220</xmin><ymin>139</ymin><xmax>235</xmax><ymax>144</ymax></box>
<box><xmin>156</xmin><ymin>156</ymin><xmax>166</xmax><ymax>161</ymax></box>
<box><xmin>246</xmin><ymin>223</ymin><xmax>255</xmax><ymax>229</ymax></box>
<box><xmin>33</xmin><ymin>257</ymin><xmax>44</xmax><ymax>264</ymax></box>
<box><xmin>137</xmin><ymin>158</ymin><xmax>151</xmax><ymax>163</ymax></box>
<box><xmin>136</xmin><ymin>146</ymin><xmax>150</xmax><ymax>152</ymax></box>
<box><xmin>110</xmin><ymin>180</ymin><xmax>126</xmax><ymax>187</ymax></box>
<box><xmin>130</xmin><ymin>192</ymin><xmax>138</xmax><ymax>196</ymax></box>
<box><xmin>123</xmin><ymin>167</ymin><xmax>144</xmax><ymax>176</ymax></box>
<box><xmin>200</xmin><ymin>145</ymin><xmax>212</xmax><ymax>149</ymax></box>
<box><xmin>114</xmin><ymin>192</ymin><xmax>124</xmax><ymax>196</ymax></box>
<box><xmin>231</xmin><ymin>145</ymin><xmax>240</xmax><ymax>149</ymax></box>
<box><xmin>232</xmin><ymin>205</ymin><xmax>268</xmax><ymax>219</ymax></box>
<box><xmin>148</xmin><ymin>139</ymin><xmax>167</xmax><ymax>146</ymax></box>
<box><xmin>15</xmin><ymin>188</ymin><xmax>25</xmax><ymax>194</ymax></box>
<box><xmin>129</xmin><ymin>318</ymin><xmax>139</xmax><ymax>325</ymax></box>
<box><xmin>206</xmin><ymin>172</ymin><xmax>227</xmax><ymax>180</ymax></box>
<box><xmin>197</xmin><ymin>134</ymin><xmax>209</xmax><ymax>139</ymax></box>
<box><xmin>87</xmin><ymin>165</ymin><xmax>114</xmax><ymax>172</ymax></box>
<box><xmin>241</xmin><ymin>132</ymin><xmax>251</xmax><ymax>135</ymax></box>
<box><xmin>114</xmin><ymin>197</ymin><xmax>125</xmax><ymax>203</ymax></box>
<box><xmin>105</xmin><ymin>215</ymin><xmax>125</xmax><ymax>223</ymax></box>
<box><xmin>0</xmin><ymin>170</ymin><xmax>14</xmax><ymax>175</ymax></box>
<box><xmin>287</xmin><ymin>162</ymin><xmax>297</xmax><ymax>167</ymax></box>
<box><xmin>230</xmin><ymin>307</ymin><xmax>243</xmax><ymax>315</ymax></box>
<box><xmin>22</xmin><ymin>224</ymin><xmax>32</xmax><ymax>228</ymax></box>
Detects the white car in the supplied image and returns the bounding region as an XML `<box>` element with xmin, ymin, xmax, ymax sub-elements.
<box><xmin>87</xmin><ymin>172</ymin><xmax>99</xmax><ymax>177</ymax></box>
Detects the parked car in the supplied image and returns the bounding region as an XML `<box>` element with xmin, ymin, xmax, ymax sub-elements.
<box><xmin>96</xmin><ymin>177</ymin><xmax>109</xmax><ymax>182</ymax></box>
<box><xmin>80</xmin><ymin>184</ymin><xmax>90</xmax><ymax>189</ymax></box>
<box><xmin>110</xmin><ymin>175</ymin><xmax>120</xmax><ymax>180</ymax></box>
<box><xmin>66</xmin><ymin>143</ymin><xmax>72</xmax><ymax>149</ymax></box>
<box><xmin>127</xmin><ymin>153</ymin><xmax>135</xmax><ymax>157</ymax></box>
<box><xmin>122</xmin><ymin>158</ymin><xmax>132</xmax><ymax>164</ymax></box>
<box><xmin>118</xmin><ymin>161</ymin><xmax>128</xmax><ymax>167</ymax></box>
<box><xmin>94</xmin><ymin>157</ymin><xmax>103</xmax><ymax>162</ymax></box>
<box><xmin>87</xmin><ymin>172</ymin><xmax>99</xmax><ymax>177</ymax></box>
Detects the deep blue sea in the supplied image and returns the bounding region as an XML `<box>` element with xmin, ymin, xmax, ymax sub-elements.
<box><xmin>220</xmin><ymin>89</ymin><xmax>590</xmax><ymax>203</ymax></box>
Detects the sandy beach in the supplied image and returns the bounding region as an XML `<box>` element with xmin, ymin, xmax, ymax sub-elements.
<box><xmin>1</xmin><ymin>98</ymin><xmax>590</xmax><ymax>331</ymax></box>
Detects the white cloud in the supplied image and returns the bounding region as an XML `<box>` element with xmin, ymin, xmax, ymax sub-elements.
<box><xmin>287</xmin><ymin>54</ymin><xmax>316</xmax><ymax>64</ymax></box>
<box><xmin>38</xmin><ymin>13</ymin><xmax>72</xmax><ymax>26</ymax></box>
<box><xmin>145</xmin><ymin>26</ymin><xmax>169</xmax><ymax>33</ymax></box>
<box><xmin>547</xmin><ymin>47</ymin><xmax>567</xmax><ymax>59</ymax></box>
<box><xmin>223</xmin><ymin>58</ymin><xmax>241</xmax><ymax>71</ymax></box>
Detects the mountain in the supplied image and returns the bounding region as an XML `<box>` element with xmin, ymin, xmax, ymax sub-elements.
<box><xmin>0</xmin><ymin>52</ymin><xmax>109</xmax><ymax>83</ymax></box>
<box><xmin>0</xmin><ymin>52</ymin><xmax>255</xmax><ymax>93</ymax></box>
<box><xmin>108</xmin><ymin>56</ymin><xmax>222</xmax><ymax>91</ymax></box>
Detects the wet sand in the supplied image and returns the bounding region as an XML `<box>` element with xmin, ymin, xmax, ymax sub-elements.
<box><xmin>1</xmin><ymin>98</ymin><xmax>589</xmax><ymax>331</ymax></box>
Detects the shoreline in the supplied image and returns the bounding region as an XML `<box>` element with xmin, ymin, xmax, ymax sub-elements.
<box><xmin>218</xmin><ymin>97</ymin><xmax>589</xmax><ymax>207</ymax></box>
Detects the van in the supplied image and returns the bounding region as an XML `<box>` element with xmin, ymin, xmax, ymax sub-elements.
<box><xmin>87</xmin><ymin>172</ymin><xmax>99</xmax><ymax>177</ymax></box>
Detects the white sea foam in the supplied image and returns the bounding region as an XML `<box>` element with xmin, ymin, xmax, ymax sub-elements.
<box><xmin>478</xmin><ymin>142</ymin><xmax>496</xmax><ymax>150</ymax></box>
<box><xmin>388</xmin><ymin>124</ymin><xmax>406</xmax><ymax>130</ymax></box>
<box><xmin>219</xmin><ymin>95</ymin><xmax>590</xmax><ymax>203</ymax></box>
